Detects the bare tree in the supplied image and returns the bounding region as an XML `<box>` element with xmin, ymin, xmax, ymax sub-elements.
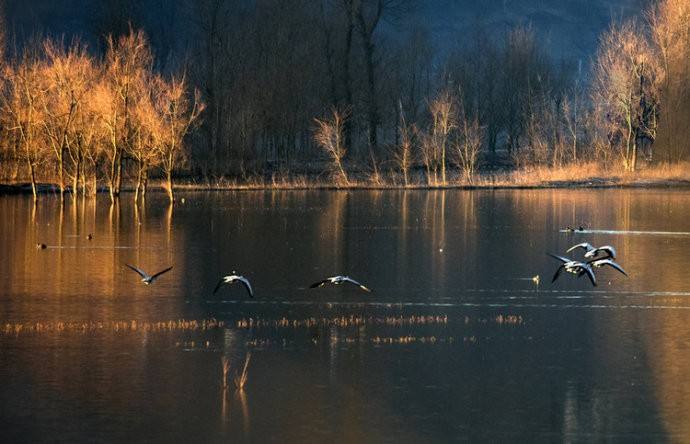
<box><xmin>428</xmin><ymin>89</ymin><xmax>456</xmax><ymax>184</ymax></box>
<box><xmin>102</xmin><ymin>27</ymin><xmax>153</xmax><ymax>201</ymax></box>
<box><xmin>76</xmin><ymin>86</ymin><xmax>102</xmax><ymax>195</ymax></box>
<box><xmin>393</xmin><ymin>101</ymin><xmax>413</xmax><ymax>186</ymax></box>
<box><xmin>347</xmin><ymin>0</ymin><xmax>410</xmax><ymax>157</ymax></box>
<box><xmin>648</xmin><ymin>0</ymin><xmax>690</xmax><ymax>161</ymax></box>
<box><xmin>592</xmin><ymin>21</ymin><xmax>663</xmax><ymax>172</ymax></box>
<box><xmin>561</xmin><ymin>95</ymin><xmax>579</xmax><ymax>163</ymax></box>
<box><xmin>3</xmin><ymin>49</ymin><xmax>46</xmax><ymax>201</ymax></box>
<box><xmin>130</xmin><ymin>75</ymin><xmax>162</xmax><ymax>202</ymax></box>
<box><xmin>314</xmin><ymin>108</ymin><xmax>350</xmax><ymax>185</ymax></box>
<box><xmin>453</xmin><ymin>99</ymin><xmax>483</xmax><ymax>183</ymax></box>
<box><xmin>154</xmin><ymin>74</ymin><xmax>204</xmax><ymax>203</ymax></box>
<box><xmin>42</xmin><ymin>38</ymin><xmax>95</xmax><ymax>197</ymax></box>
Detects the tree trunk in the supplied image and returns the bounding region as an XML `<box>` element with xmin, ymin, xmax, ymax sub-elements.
<box><xmin>625</xmin><ymin>111</ymin><xmax>634</xmax><ymax>172</ymax></box>
<box><xmin>142</xmin><ymin>169</ymin><xmax>148</xmax><ymax>198</ymax></box>
<box><xmin>73</xmin><ymin>154</ymin><xmax>81</xmax><ymax>199</ymax></box>
<box><xmin>134</xmin><ymin>163</ymin><xmax>142</xmax><ymax>203</ymax></box>
<box><xmin>28</xmin><ymin>158</ymin><xmax>37</xmax><ymax>201</ymax></box>
<box><xmin>441</xmin><ymin>141</ymin><xmax>446</xmax><ymax>185</ymax></box>
<box><xmin>166</xmin><ymin>168</ymin><xmax>174</xmax><ymax>203</ymax></box>
<box><xmin>115</xmin><ymin>151</ymin><xmax>123</xmax><ymax>195</ymax></box>
<box><xmin>109</xmin><ymin>149</ymin><xmax>118</xmax><ymax>202</ymax></box>
<box><xmin>342</xmin><ymin>5</ymin><xmax>354</xmax><ymax>157</ymax></box>
<box><xmin>403</xmin><ymin>162</ymin><xmax>408</xmax><ymax>187</ymax></box>
<box><xmin>363</xmin><ymin>39</ymin><xmax>378</xmax><ymax>154</ymax></box>
<box><xmin>57</xmin><ymin>154</ymin><xmax>65</xmax><ymax>197</ymax></box>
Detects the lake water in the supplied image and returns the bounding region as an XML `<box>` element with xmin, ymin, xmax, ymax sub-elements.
<box><xmin>1</xmin><ymin>189</ymin><xmax>690</xmax><ymax>442</ymax></box>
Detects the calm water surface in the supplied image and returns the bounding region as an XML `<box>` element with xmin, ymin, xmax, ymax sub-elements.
<box><xmin>1</xmin><ymin>189</ymin><xmax>690</xmax><ymax>442</ymax></box>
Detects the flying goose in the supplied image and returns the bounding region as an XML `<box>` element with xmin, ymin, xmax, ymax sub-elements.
<box><xmin>125</xmin><ymin>264</ymin><xmax>173</xmax><ymax>285</ymax></box>
<box><xmin>213</xmin><ymin>272</ymin><xmax>254</xmax><ymax>297</ymax></box>
<box><xmin>309</xmin><ymin>276</ymin><xmax>371</xmax><ymax>292</ymax></box>
<box><xmin>566</xmin><ymin>242</ymin><xmax>617</xmax><ymax>260</ymax></box>
<box><xmin>548</xmin><ymin>253</ymin><xmax>597</xmax><ymax>286</ymax></box>
<box><xmin>587</xmin><ymin>258</ymin><xmax>627</xmax><ymax>276</ymax></box>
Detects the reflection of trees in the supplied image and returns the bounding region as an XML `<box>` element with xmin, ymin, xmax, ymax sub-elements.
<box><xmin>0</xmin><ymin>195</ymin><xmax>186</xmax><ymax>319</ymax></box>
<box><xmin>643</xmin><ymin>310</ymin><xmax>690</xmax><ymax>436</ymax></box>
<box><xmin>315</xmin><ymin>191</ymin><xmax>348</xmax><ymax>276</ymax></box>
<box><xmin>428</xmin><ymin>191</ymin><xmax>447</xmax><ymax>296</ymax></box>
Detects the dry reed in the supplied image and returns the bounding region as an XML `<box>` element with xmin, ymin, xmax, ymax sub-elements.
<box><xmin>1</xmin><ymin>318</ymin><xmax>224</xmax><ymax>336</ymax></box>
<box><xmin>233</xmin><ymin>353</ymin><xmax>251</xmax><ymax>391</ymax></box>
<box><xmin>222</xmin><ymin>356</ymin><xmax>231</xmax><ymax>389</ymax></box>
<box><xmin>7</xmin><ymin>161</ymin><xmax>690</xmax><ymax>194</ymax></box>
<box><xmin>236</xmin><ymin>315</ymin><xmax>449</xmax><ymax>329</ymax></box>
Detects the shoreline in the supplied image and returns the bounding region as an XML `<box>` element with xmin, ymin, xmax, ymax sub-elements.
<box><xmin>3</xmin><ymin>177</ymin><xmax>690</xmax><ymax>195</ymax></box>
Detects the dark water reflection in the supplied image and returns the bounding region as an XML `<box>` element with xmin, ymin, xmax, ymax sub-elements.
<box><xmin>1</xmin><ymin>189</ymin><xmax>690</xmax><ymax>441</ymax></box>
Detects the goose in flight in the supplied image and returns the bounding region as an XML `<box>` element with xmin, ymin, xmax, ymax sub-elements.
<box><xmin>587</xmin><ymin>258</ymin><xmax>627</xmax><ymax>276</ymax></box>
<box><xmin>566</xmin><ymin>242</ymin><xmax>616</xmax><ymax>260</ymax></box>
<box><xmin>125</xmin><ymin>264</ymin><xmax>173</xmax><ymax>285</ymax></box>
<box><xmin>548</xmin><ymin>254</ymin><xmax>597</xmax><ymax>286</ymax></box>
<box><xmin>309</xmin><ymin>276</ymin><xmax>371</xmax><ymax>292</ymax></box>
<box><xmin>213</xmin><ymin>272</ymin><xmax>254</xmax><ymax>297</ymax></box>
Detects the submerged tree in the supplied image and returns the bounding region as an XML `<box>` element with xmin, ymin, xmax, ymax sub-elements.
<box><xmin>153</xmin><ymin>74</ymin><xmax>204</xmax><ymax>203</ymax></box>
<box><xmin>3</xmin><ymin>50</ymin><xmax>46</xmax><ymax>201</ymax></box>
<box><xmin>42</xmin><ymin>38</ymin><xmax>96</xmax><ymax>197</ymax></box>
<box><xmin>130</xmin><ymin>78</ymin><xmax>162</xmax><ymax>202</ymax></box>
<box><xmin>102</xmin><ymin>28</ymin><xmax>153</xmax><ymax>201</ymax></box>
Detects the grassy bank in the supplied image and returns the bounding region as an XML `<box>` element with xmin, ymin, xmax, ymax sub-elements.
<box><xmin>2</xmin><ymin>162</ymin><xmax>690</xmax><ymax>195</ymax></box>
<box><xmin>156</xmin><ymin>162</ymin><xmax>690</xmax><ymax>191</ymax></box>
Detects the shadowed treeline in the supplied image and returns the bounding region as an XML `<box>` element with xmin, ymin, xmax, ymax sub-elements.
<box><xmin>2</xmin><ymin>0</ymin><xmax>690</xmax><ymax>194</ymax></box>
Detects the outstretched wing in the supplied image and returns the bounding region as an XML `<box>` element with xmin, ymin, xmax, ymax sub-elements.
<box><xmin>586</xmin><ymin>245</ymin><xmax>616</xmax><ymax>260</ymax></box>
<box><xmin>237</xmin><ymin>276</ymin><xmax>254</xmax><ymax>298</ymax></box>
<box><xmin>548</xmin><ymin>253</ymin><xmax>571</xmax><ymax>263</ymax></box>
<box><xmin>125</xmin><ymin>264</ymin><xmax>148</xmax><ymax>279</ymax></box>
<box><xmin>566</xmin><ymin>242</ymin><xmax>593</xmax><ymax>254</ymax></box>
<box><xmin>590</xmin><ymin>259</ymin><xmax>627</xmax><ymax>276</ymax></box>
<box><xmin>551</xmin><ymin>265</ymin><xmax>565</xmax><ymax>283</ymax></box>
<box><xmin>213</xmin><ymin>278</ymin><xmax>226</xmax><ymax>294</ymax></box>
<box><xmin>309</xmin><ymin>279</ymin><xmax>330</xmax><ymax>289</ymax></box>
<box><xmin>343</xmin><ymin>277</ymin><xmax>371</xmax><ymax>292</ymax></box>
<box><xmin>151</xmin><ymin>266</ymin><xmax>173</xmax><ymax>281</ymax></box>
<box><xmin>583</xmin><ymin>266</ymin><xmax>597</xmax><ymax>286</ymax></box>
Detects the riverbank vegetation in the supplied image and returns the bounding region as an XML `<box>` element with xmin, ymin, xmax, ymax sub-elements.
<box><xmin>0</xmin><ymin>0</ymin><xmax>689</xmax><ymax>200</ymax></box>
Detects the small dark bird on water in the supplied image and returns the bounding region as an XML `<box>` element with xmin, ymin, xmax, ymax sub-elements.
<box><xmin>36</xmin><ymin>243</ymin><xmax>47</xmax><ymax>250</ymax></box>
<box><xmin>310</xmin><ymin>276</ymin><xmax>372</xmax><ymax>292</ymax></box>
<box><xmin>125</xmin><ymin>264</ymin><xmax>173</xmax><ymax>285</ymax></box>
<box><xmin>213</xmin><ymin>272</ymin><xmax>254</xmax><ymax>297</ymax></box>
<box><xmin>564</xmin><ymin>226</ymin><xmax>586</xmax><ymax>232</ymax></box>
